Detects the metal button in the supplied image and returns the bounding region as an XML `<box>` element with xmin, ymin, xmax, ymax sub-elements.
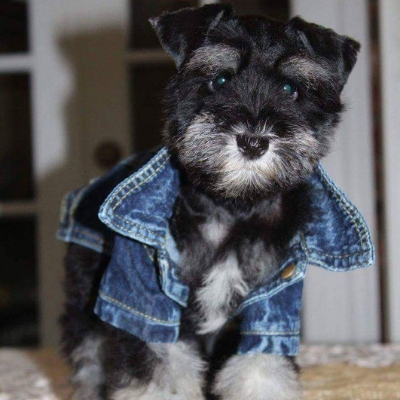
<box><xmin>281</xmin><ymin>264</ymin><xmax>296</xmax><ymax>280</ymax></box>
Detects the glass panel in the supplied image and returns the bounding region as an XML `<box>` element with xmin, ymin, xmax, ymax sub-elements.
<box><xmin>0</xmin><ymin>1</ymin><xmax>29</xmax><ymax>54</ymax></box>
<box><xmin>131</xmin><ymin>64</ymin><xmax>175</xmax><ymax>152</ymax></box>
<box><xmin>130</xmin><ymin>0</ymin><xmax>198</xmax><ymax>49</ymax></box>
<box><xmin>0</xmin><ymin>74</ymin><xmax>34</xmax><ymax>201</ymax></box>
<box><xmin>0</xmin><ymin>217</ymin><xmax>38</xmax><ymax>347</ymax></box>
<box><xmin>221</xmin><ymin>0</ymin><xmax>290</xmax><ymax>21</ymax></box>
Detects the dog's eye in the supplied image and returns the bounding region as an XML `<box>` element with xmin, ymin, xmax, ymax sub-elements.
<box><xmin>283</xmin><ymin>83</ymin><xmax>298</xmax><ymax>99</ymax></box>
<box><xmin>208</xmin><ymin>74</ymin><xmax>230</xmax><ymax>92</ymax></box>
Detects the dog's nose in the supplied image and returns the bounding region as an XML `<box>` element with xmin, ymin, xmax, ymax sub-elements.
<box><xmin>236</xmin><ymin>135</ymin><xmax>269</xmax><ymax>159</ymax></box>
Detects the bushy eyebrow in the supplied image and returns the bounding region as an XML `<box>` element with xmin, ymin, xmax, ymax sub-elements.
<box><xmin>186</xmin><ymin>44</ymin><xmax>241</xmax><ymax>73</ymax></box>
<box><xmin>279</xmin><ymin>56</ymin><xmax>332</xmax><ymax>85</ymax></box>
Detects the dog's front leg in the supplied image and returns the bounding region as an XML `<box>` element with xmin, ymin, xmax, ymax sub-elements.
<box><xmin>213</xmin><ymin>353</ymin><xmax>301</xmax><ymax>400</ymax></box>
<box><xmin>110</xmin><ymin>341</ymin><xmax>207</xmax><ymax>400</ymax></box>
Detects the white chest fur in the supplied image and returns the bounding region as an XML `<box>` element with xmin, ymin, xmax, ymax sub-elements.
<box><xmin>195</xmin><ymin>219</ymin><xmax>249</xmax><ymax>334</ymax></box>
<box><xmin>196</xmin><ymin>252</ymin><xmax>249</xmax><ymax>334</ymax></box>
<box><xmin>199</xmin><ymin>219</ymin><xmax>229</xmax><ymax>247</ymax></box>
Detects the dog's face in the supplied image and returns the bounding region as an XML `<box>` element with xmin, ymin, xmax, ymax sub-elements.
<box><xmin>151</xmin><ymin>5</ymin><xmax>359</xmax><ymax>199</ymax></box>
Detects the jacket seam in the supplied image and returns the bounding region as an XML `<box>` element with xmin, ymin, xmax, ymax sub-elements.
<box><xmin>318</xmin><ymin>166</ymin><xmax>368</xmax><ymax>252</ymax></box>
<box><xmin>106</xmin><ymin>149</ymin><xmax>168</xmax><ymax>208</ymax></box>
<box><xmin>109</xmin><ymin>150</ymin><xmax>170</xmax><ymax>211</ymax></box>
<box><xmin>71</xmin><ymin>227</ymin><xmax>111</xmax><ymax>246</ymax></box>
<box><xmin>308</xmin><ymin>259</ymin><xmax>371</xmax><ymax>270</ymax></box>
<box><xmin>143</xmin><ymin>244</ymin><xmax>156</xmax><ymax>262</ymax></box>
<box><xmin>307</xmin><ymin>247</ymin><xmax>368</xmax><ymax>259</ymax></box>
<box><xmin>334</xmin><ymin>199</ymin><xmax>367</xmax><ymax>251</ymax></box>
<box><xmin>301</xmin><ymin>230</ymin><xmax>368</xmax><ymax>260</ymax></box>
<box><xmin>57</xmin><ymin>233</ymin><xmax>105</xmax><ymax>254</ymax></box>
<box><xmin>234</xmin><ymin>270</ymin><xmax>305</xmax><ymax>315</ymax></box>
<box><xmin>300</xmin><ymin>178</ymin><xmax>370</xmax><ymax>261</ymax></box>
<box><xmin>103</xmin><ymin>214</ymin><xmax>163</xmax><ymax>242</ymax></box>
<box><xmin>300</xmin><ymin>232</ymin><xmax>310</xmax><ymax>261</ymax></box>
<box><xmin>98</xmin><ymin>291</ymin><xmax>180</xmax><ymax>326</ymax></box>
<box><xmin>143</xmin><ymin>245</ymin><xmax>164</xmax><ymax>278</ymax></box>
<box><xmin>59</xmin><ymin>226</ymin><xmax>112</xmax><ymax>253</ymax></box>
<box><xmin>71</xmin><ymin>237</ymin><xmax>105</xmax><ymax>251</ymax></box>
<box><xmin>112</xmin><ymin>213</ymin><xmax>165</xmax><ymax>237</ymax></box>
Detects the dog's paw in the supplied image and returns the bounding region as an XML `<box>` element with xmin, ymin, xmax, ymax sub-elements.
<box><xmin>111</xmin><ymin>342</ymin><xmax>206</xmax><ymax>400</ymax></box>
<box><xmin>111</xmin><ymin>382</ymin><xmax>206</xmax><ymax>400</ymax></box>
<box><xmin>213</xmin><ymin>354</ymin><xmax>301</xmax><ymax>400</ymax></box>
<box><xmin>72</xmin><ymin>386</ymin><xmax>103</xmax><ymax>400</ymax></box>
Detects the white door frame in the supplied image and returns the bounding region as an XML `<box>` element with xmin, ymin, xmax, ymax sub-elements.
<box><xmin>291</xmin><ymin>0</ymin><xmax>380</xmax><ymax>342</ymax></box>
<box><xmin>379</xmin><ymin>0</ymin><xmax>400</xmax><ymax>342</ymax></box>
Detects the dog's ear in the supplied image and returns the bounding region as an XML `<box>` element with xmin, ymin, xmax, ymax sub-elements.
<box><xmin>149</xmin><ymin>4</ymin><xmax>233</xmax><ymax>68</ymax></box>
<box><xmin>288</xmin><ymin>17</ymin><xmax>360</xmax><ymax>90</ymax></box>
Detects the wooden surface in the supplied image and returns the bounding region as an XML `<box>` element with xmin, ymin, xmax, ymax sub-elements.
<box><xmin>302</xmin><ymin>364</ymin><xmax>400</xmax><ymax>399</ymax></box>
<box><xmin>0</xmin><ymin>345</ymin><xmax>399</xmax><ymax>399</ymax></box>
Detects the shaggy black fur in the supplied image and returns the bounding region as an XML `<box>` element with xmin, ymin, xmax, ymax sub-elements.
<box><xmin>60</xmin><ymin>245</ymin><xmax>160</xmax><ymax>398</ymax></box>
<box><xmin>61</xmin><ymin>4</ymin><xmax>359</xmax><ymax>399</ymax></box>
<box><xmin>60</xmin><ymin>244</ymin><xmax>108</xmax><ymax>358</ymax></box>
<box><xmin>160</xmin><ymin>6</ymin><xmax>359</xmax><ymax>200</ymax></box>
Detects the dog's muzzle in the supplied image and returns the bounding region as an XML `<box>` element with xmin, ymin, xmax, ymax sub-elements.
<box><xmin>236</xmin><ymin>134</ymin><xmax>269</xmax><ymax>159</ymax></box>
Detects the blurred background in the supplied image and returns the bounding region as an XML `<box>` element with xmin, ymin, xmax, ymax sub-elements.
<box><xmin>0</xmin><ymin>0</ymin><xmax>398</xmax><ymax>348</ymax></box>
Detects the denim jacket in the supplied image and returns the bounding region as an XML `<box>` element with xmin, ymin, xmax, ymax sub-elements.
<box><xmin>57</xmin><ymin>147</ymin><xmax>374</xmax><ymax>356</ymax></box>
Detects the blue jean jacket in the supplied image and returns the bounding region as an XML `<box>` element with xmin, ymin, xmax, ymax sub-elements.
<box><xmin>57</xmin><ymin>147</ymin><xmax>374</xmax><ymax>356</ymax></box>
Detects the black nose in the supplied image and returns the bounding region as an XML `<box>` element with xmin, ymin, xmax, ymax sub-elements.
<box><xmin>236</xmin><ymin>135</ymin><xmax>269</xmax><ymax>159</ymax></box>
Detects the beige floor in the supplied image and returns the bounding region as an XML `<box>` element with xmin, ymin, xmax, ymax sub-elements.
<box><xmin>1</xmin><ymin>347</ymin><xmax>400</xmax><ymax>400</ymax></box>
<box><xmin>302</xmin><ymin>364</ymin><xmax>400</xmax><ymax>400</ymax></box>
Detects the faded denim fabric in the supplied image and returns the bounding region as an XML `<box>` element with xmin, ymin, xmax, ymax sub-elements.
<box><xmin>57</xmin><ymin>147</ymin><xmax>374</xmax><ymax>356</ymax></box>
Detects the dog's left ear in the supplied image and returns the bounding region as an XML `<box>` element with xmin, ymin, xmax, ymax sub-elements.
<box><xmin>150</xmin><ymin>4</ymin><xmax>233</xmax><ymax>68</ymax></box>
<box><xmin>288</xmin><ymin>17</ymin><xmax>360</xmax><ymax>90</ymax></box>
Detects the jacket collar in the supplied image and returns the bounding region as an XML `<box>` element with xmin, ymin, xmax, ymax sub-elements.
<box><xmin>99</xmin><ymin>147</ymin><xmax>179</xmax><ymax>248</ymax></box>
<box><xmin>99</xmin><ymin>147</ymin><xmax>374</xmax><ymax>271</ymax></box>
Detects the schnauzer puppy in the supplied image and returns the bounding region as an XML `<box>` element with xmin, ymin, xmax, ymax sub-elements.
<box><xmin>59</xmin><ymin>4</ymin><xmax>373</xmax><ymax>400</ymax></box>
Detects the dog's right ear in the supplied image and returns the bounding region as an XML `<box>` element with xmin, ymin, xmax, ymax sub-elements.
<box><xmin>149</xmin><ymin>4</ymin><xmax>233</xmax><ymax>69</ymax></box>
<box><xmin>288</xmin><ymin>17</ymin><xmax>360</xmax><ymax>91</ymax></box>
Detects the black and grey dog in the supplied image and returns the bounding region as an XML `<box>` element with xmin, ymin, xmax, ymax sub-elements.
<box><xmin>60</xmin><ymin>4</ymin><xmax>363</xmax><ymax>400</ymax></box>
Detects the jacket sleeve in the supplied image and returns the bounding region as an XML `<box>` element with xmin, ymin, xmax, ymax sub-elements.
<box><xmin>237</xmin><ymin>280</ymin><xmax>303</xmax><ymax>356</ymax></box>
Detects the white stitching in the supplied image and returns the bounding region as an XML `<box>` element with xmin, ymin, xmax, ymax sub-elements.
<box><xmin>143</xmin><ymin>244</ymin><xmax>155</xmax><ymax>262</ymax></box>
<box><xmin>112</xmin><ymin>155</ymin><xmax>170</xmax><ymax>211</ymax></box>
<box><xmin>108</xmin><ymin>150</ymin><xmax>170</xmax><ymax>211</ymax></box>
<box><xmin>98</xmin><ymin>291</ymin><xmax>180</xmax><ymax>326</ymax></box>
<box><xmin>102</xmin><ymin>215</ymin><xmax>162</xmax><ymax>243</ymax></box>
<box><xmin>106</xmin><ymin>149</ymin><xmax>168</xmax><ymax>207</ymax></box>
<box><xmin>317</xmin><ymin>165</ymin><xmax>368</xmax><ymax>251</ymax></box>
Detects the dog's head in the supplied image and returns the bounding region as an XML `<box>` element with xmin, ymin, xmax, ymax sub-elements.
<box><xmin>150</xmin><ymin>5</ymin><xmax>360</xmax><ymax>199</ymax></box>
